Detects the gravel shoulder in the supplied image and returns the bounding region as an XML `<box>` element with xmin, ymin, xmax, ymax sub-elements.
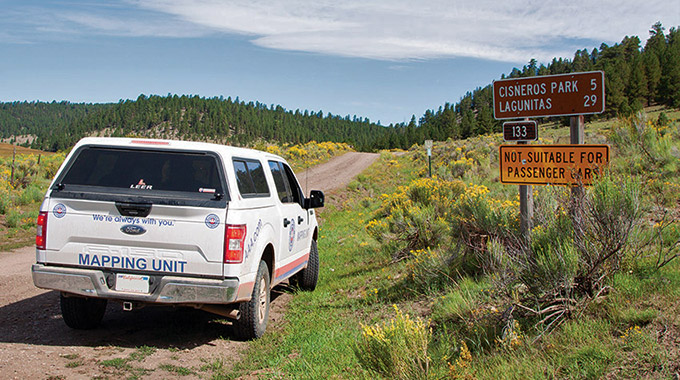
<box><xmin>0</xmin><ymin>151</ymin><xmax>379</xmax><ymax>379</ymax></box>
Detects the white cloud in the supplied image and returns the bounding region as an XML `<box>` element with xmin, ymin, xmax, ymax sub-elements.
<box><xmin>132</xmin><ymin>0</ymin><xmax>355</xmax><ymax>35</ymax></box>
<box><xmin>0</xmin><ymin>3</ymin><xmax>213</xmax><ymax>43</ymax></box>
<box><xmin>132</xmin><ymin>0</ymin><xmax>677</xmax><ymax>62</ymax></box>
<box><xmin>7</xmin><ymin>0</ymin><xmax>678</xmax><ymax>62</ymax></box>
<box><xmin>58</xmin><ymin>11</ymin><xmax>210</xmax><ymax>38</ymax></box>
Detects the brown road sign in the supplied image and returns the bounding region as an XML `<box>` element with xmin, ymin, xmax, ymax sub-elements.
<box><xmin>500</xmin><ymin>144</ymin><xmax>609</xmax><ymax>185</ymax></box>
<box><xmin>493</xmin><ymin>71</ymin><xmax>605</xmax><ymax>119</ymax></box>
<box><xmin>503</xmin><ymin>120</ymin><xmax>538</xmax><ymax>141</ymax></box>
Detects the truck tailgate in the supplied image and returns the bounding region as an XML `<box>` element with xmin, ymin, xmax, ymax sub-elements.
<box><xmin>43</xmin><ymin>198</ymin><xmax>226</xmax><ymax>277</ymax></box>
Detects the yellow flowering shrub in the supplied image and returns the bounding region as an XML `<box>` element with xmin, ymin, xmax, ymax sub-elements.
<box><xmin>609</xmin><ymin>113</ymin><xmax>678</xmax><ymax>178</ymax></box>
<box><xmin>450</xmin><ymin>157</ymin><xmax>474</xmax><ymax>178</ymax></box>
<box><xmin>264</xmin><ymin>144</ymin><xmax>284</xmax><ymax>156</ymax></box>
<box><xmin>0</xmin><ymin>187</ymin><xmax>11</xmax><ymax>214</ymax></box>
<box><xmin>411</xmin><ymin>135</ymin><xmax>500</xmax><ymax>180</ymax></box>
<box><xmin>618</xmin><ymin>324</ymin><xmax>655</xmax><ymax>352</ymax></box>
<box><xmin>272</xmin><ymin>141</ymin><xmax>353</xmax><ymax>171</ymax></box>
<box><xmin>287</xmin><ymin>145</ymin><xmax>307</xmax><ymax>159</ymax></box>
<box><xmin>449</xmin><ymin>182</ymin><xmax>520</xmax><ymax>254</ymax></box>
<box><xmin>407</xmin><ymin>177</ymin><xmax>466</xmax><ymax>209</ymax></box>
<box><xmin>405</xmin><ymin>247</ymin><xmax>463</xmax><ymax>291</ymax></box>
<box><xmin>495</xmin><ymin>319</ymin><xmax>524</xmax><ymax>351</ymax></box>
<box><xmin>0</xmin><ymin>152</ymin><xmax>62</xmax><ymax>233</ymax></box>
<box><xmin>367</xmin><ymin>177</ymin><xmax>465</xmax><ymax>259</ymax></box>
<box><xmin>253</xmin><ymin>140</ymin><xmax>352</xmax><ymax>171</ymax></box>
<box><xmin>366</xmin><ymin>174</ymin><xmax>522</xmax><ymax>275</ymax></box>
<box><xmin>447</xmin><ymin>341</ymin><xmax>472</xmax><ymax>379</ymax></box>
<box><xmin>354</xmin><ymin>305</ymin><xmax>432</xmax><ymax>379</ymax></box>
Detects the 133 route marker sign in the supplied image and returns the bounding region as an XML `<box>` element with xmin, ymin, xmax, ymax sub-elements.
<box><xmin>503</xmin><ymin>120</ymin><xmax>538</xmax><ymax>142</ymax></box>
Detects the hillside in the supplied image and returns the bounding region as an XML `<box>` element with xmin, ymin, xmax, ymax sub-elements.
<box><xmin>0</xmin><ymin>101</ymin><xmax>111</xmax><ymax>150</ymax></box>
<box><xmin>0</xmin><ymin>96</ymin><xmax>389</xmax><ymax>152</ymax></box>
<box><xmin>0</xmin><ymin>142</ymin><xmax>51</xmax><ymax>157</ymax></box>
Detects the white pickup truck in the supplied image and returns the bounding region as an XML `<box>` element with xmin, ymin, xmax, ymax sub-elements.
<box><xmin>32</xmin><ymin>137</ymin><xmax>324</xmax><ymax>339</ymax></box>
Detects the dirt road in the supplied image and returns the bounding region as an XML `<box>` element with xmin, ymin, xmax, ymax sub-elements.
<box><xmin>0</xmin><ymin>151</ymin><xmax>379</xmax><ymax>379</ymax></box>
<box><xmin>296</xmin><ymin>151</ymin><xmax>379</xmax><ymax>195</ymax></box>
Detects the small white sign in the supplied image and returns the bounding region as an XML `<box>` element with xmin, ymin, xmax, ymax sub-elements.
<box><xmin>116</xmin><ymin>273</ymin><xmax>150</xmax><ymax>293</ymax></box>
<box><xmin>424</xmin><ymin>140</ymin><xmax>433</xmax><ymax>149</ymax></box>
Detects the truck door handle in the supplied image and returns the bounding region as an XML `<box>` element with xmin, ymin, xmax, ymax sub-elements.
<box><xmin>283</xmin><ymin>218</ymin><xmax>291</xmax><ymax>227</ymax></box>
<box><xmin>297</xmin><ymin>216</ymin><xmax>304</xmax><ymax>224</ymax></box>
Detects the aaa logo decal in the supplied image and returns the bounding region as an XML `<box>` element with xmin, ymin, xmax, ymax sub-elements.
<box><xmin>288</xmin><ymin>219</ymin><xmax>295</xmax><ymax>252</ymax></box>
<box><xmin>205</xmin><ymin>214</ymin><xmax>220</xmax><ymax>229</ymax></box>
<box><xmin>52</xmin><ymin>203</ymin><xmax>67</xmax><ymax>218</ymax></box>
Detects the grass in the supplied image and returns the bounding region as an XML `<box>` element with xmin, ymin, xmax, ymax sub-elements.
<box><xmin>0</xmin><ymin>203</ymin><xmax>40</xmax><ymax>251</ymax></box>
<box><xmin>98</xmin><ymin>346</ymin><xmax>157</xmax><ymax>378</ymax></box>
<box><xmin>100</xmin><ymin>357</ymin><xmax>132</xmax><ymax>369</ymax></box>
<box><xmin>216</xmin><ymin>152</ymin><xmax>418</xmax><ymax>379</ymax></box>
<box><xmin>94</xmin><ymin>345</ymin><xmax>208</xmax><ymax>378</ymax></box>
<box><xmin>65</xmin><ymin>360</ymin><xmax>84</xmax><ymax>368</ymax></box>
<box><xmin>61</xmin><ymin>353</ymin><xmax>84</xmax><ymax>369</ymax></box>
<box><xmin>157</xmin><ymin>363</ymin><xmax>195</xmax><ymax>376</ymax></box>
<box><xmin>128</xmin><ymin>345</ymin><xmax>156</xmax><ymax>361</ymax></box>
<box><xmin>0</xmin><ymin>149</ymin><xmax>61</xmax><ymax>250</ymax></box>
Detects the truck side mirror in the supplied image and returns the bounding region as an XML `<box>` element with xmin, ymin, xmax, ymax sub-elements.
<box><xmin>304</xmin><ymin>190</ymin><xmax>324</xmax><ymax>209</ymax></box>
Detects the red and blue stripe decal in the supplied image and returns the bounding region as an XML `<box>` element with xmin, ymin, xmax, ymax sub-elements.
<box><xmin>275</xmin><ymin>253</ymin><xmax>309</xmax><ymax>281</ymax></box>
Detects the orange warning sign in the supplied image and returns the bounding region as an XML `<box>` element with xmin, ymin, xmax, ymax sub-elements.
<box><xmin>499</xmin><ymin>145</ymin><xmax>609</xmax><ymax>185</ymax></box>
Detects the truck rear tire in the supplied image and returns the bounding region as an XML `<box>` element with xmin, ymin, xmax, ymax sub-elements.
<box><xmin>233</xmin><ymin>260</ymin><xmax>270</xmax><ymax>340</ymax></box>
<box><xmin>290</xmin><ymin>239</ymin><xmax>319</xmax><ymax>291</ymax></box>
<box><xmin>60</xmin><ymin>293</ymin><xmax>107</xmax><ymax>329</ymax></box>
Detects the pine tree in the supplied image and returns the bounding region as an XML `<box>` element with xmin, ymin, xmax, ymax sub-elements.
<box><xmin>643</xmin><ymin>53</ymin><xmax>662</xmax><ymax>104</ymax></box>
<box><xmin>627</xmin><ymin>56</ymin><xmax>648</xmax><ymax>110</ymax></box>
<box><xmin>658</xmin><ymin>27</ymin><xmax>680</xmax><ymax>107</ymax></box>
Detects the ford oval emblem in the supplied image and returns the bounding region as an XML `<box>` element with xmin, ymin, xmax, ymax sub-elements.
<box><xmin>120</xmin><ymin>224</ymin><xmax>146</xmax><ymax>236</ymax></box>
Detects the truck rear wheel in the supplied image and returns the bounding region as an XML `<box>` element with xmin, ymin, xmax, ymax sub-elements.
<box><xmin>290</xmin><ymin>239</ymin><xmax>319</xmax><ymax>291</ymax></box>
<box><xmin>60</xmin><ymin>293</ymin><xmax>107</xmax><ymax>329</ymax></box>
<box><xmin>233</xmin><ymin>260</ymin><xmax>270</xmax><ymax>340</ymax></box>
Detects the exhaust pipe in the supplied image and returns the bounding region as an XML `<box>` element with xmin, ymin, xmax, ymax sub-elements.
<box><xmin>199</xmin><ymin>305</ymin><xmax>241</xmax><ymax>320</ymax></box>
<box><xmin>123</xmin><ymin>301</ymin><xmax>133</xmax><ymax>311</ymax></box>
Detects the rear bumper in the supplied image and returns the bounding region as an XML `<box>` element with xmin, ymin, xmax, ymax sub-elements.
<box><xmin>32</xmin><ymin>264</ymin><xmax>239</xmax><ymax>304</ymax></box>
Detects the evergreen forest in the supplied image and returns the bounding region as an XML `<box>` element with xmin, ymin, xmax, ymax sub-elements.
<box><xmin>1</xmin><ymin>23</ymin><xmax>677</xmax><ymax>152</ymax></box>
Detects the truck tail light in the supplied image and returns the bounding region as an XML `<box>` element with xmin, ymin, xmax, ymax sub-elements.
<box><xmin>224</xmin><ymin>224</ymin><xmax>247</xmax><ymax>263</ymax></box>
<box><xmin>36</xmin><ymin>211</ymin><xmax>48</xmax><ymax>250</ymax></box>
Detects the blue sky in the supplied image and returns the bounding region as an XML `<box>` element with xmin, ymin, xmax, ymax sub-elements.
<box><xmin>1</xmin><ymin>1</ymin><xmax>677</xmax><ymax>125</ymax></box>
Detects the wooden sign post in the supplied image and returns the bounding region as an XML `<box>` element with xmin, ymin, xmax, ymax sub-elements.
<box><xmin>503</xmin><ymin>118</ymin><xmax>538</xmax><ymax>238</ymax></box>
<box><xmin>518</xmin><ymin>138</ymin><xmax>533</xmax><ymax>240</ymax></box>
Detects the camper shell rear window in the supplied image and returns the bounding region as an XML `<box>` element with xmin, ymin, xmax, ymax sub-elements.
<box><xmin>52</xmin><ymin>146</ymin><xmax>229</xmax><ymax>206</ymax></box>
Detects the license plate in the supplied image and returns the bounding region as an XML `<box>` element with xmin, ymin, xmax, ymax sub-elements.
<box><xmin>115</xmin><ymin>273</ymin><xmax>150</xmax><ymax>293</ymax></box>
